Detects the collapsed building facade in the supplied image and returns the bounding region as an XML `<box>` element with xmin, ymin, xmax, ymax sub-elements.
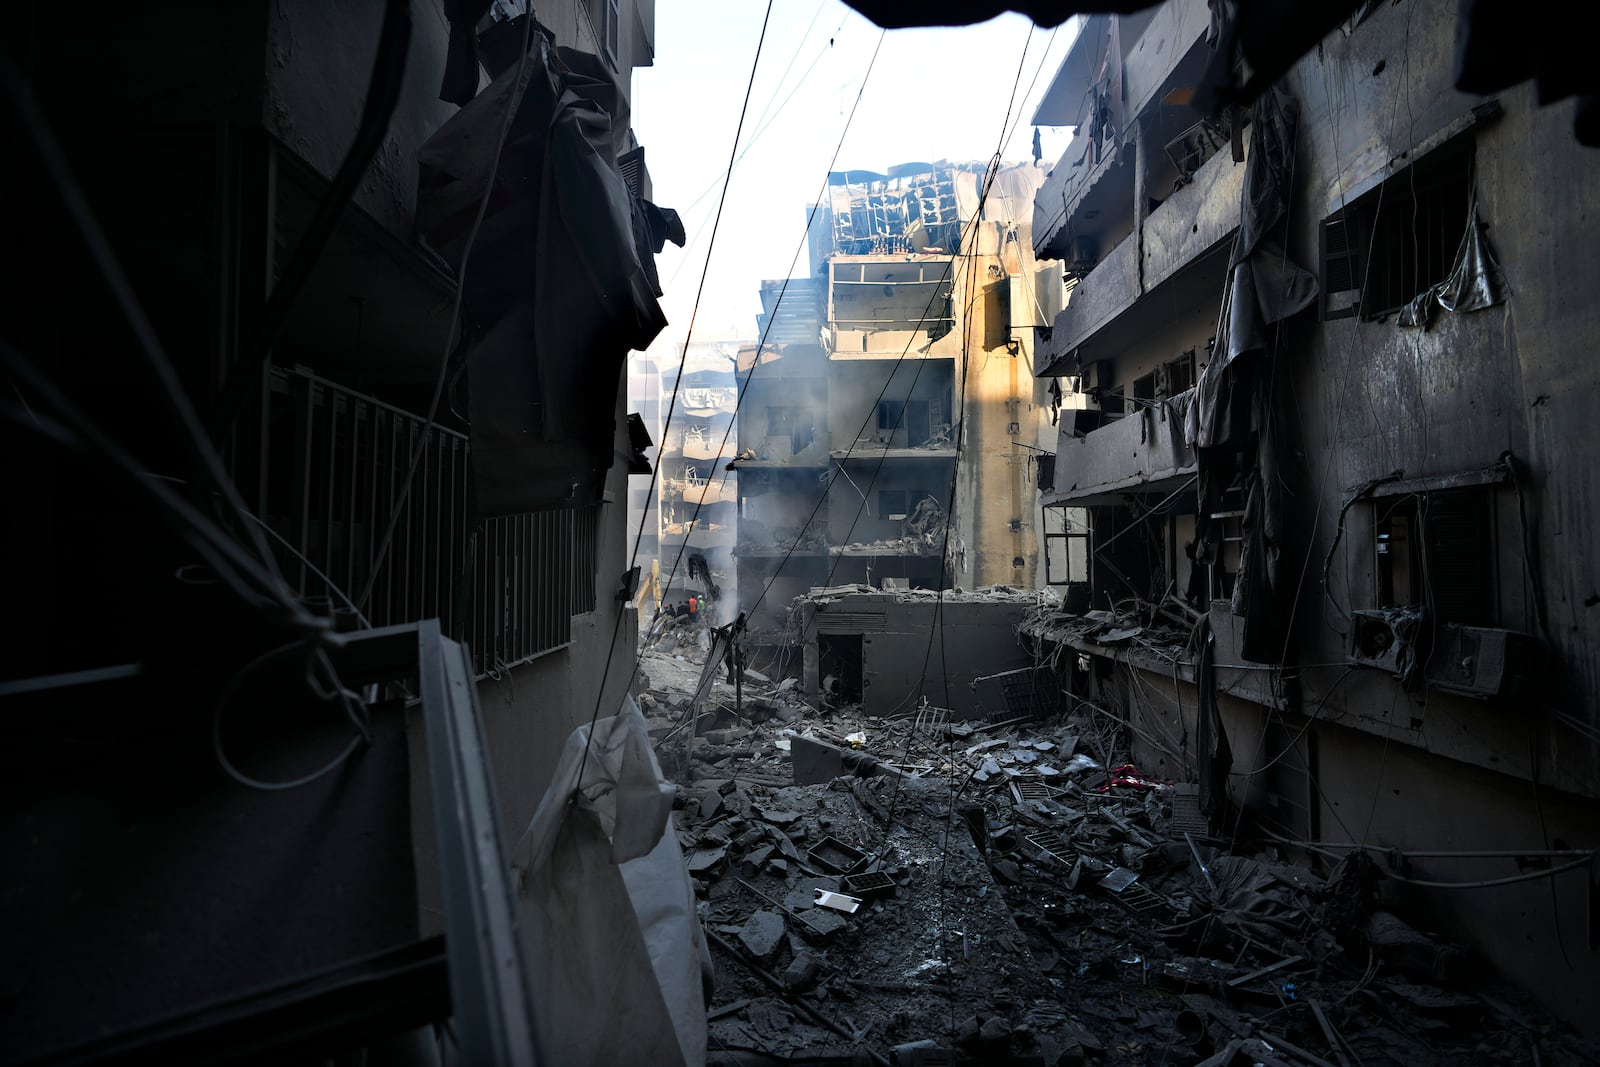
<box><xmin>633</xmin><ymin>340</ymin><xmax>744</xmax><ymax>616</ymax></box>
<box><xmin>732</xmin><ymin>161</ymin><xmax>1065</xmax><ymax>635</ymax></box>
<box><xmin>1019</xmin><ymin>0</ymin><xmax>1600</xmax><ymax>1030</ymax></box>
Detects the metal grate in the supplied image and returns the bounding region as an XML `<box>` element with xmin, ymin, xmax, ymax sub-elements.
<box><xmin>1168</xmin><ymin>784</ymin><xmax>1209</xmax><ymax>836</ymax></box>
<box><xmin>1011</xmin><ymin>776</ymin><xmax>1061</xmax><ymax>803</ymax></box>
<box><xmin>256</xmin><ymin>366</ymin><xmax>598</xmax><ymax>676</ymax></box>
<box><xmin>1105</xmin><ymin>879</ymin><xmax>1165</xmax><ymax>914</ymax></box>
<box><xmin>1024</xmin><ymin>831</ymin><xmax>1080</xmax><ymax>869</ymax></box>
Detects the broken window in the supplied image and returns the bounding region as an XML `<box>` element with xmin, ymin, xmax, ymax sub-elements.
<box><xmin>1132</xmin><ymin>371</ymin><xmax>1156</xmax><ymax>405</ymax></box>
<box><xmin>1320</xmin><ymin>144</ymin><xmax>1474</xmax><ymax>320</ymax></box>
<box><xmin>1043</xmin><ymin>506</ymin><xmax>1091</xmax><ymax>586</ymax></box>
<box><xmin>877</xmin><ymin>398</ymin><xmax>940</xmax><ymax>447</ymax></box>
<box><xmin>1157</xmin><ymin>350</ymin><xmax>1196</xmax><ymax>397</ymax></box>
<box><xmin>1374</xmin><ymin>488</ymin><xmax>1495</xmax><ymax>626</ymax></box>
<box><xmin>879</xmin><ymin>489</ymin><xmax>909</xmax><ymax>521</ymax></box>
<box><xmin>764</xmin><ymin>405</ymin><xmax>810</xmax><ymax>455</ymax></box>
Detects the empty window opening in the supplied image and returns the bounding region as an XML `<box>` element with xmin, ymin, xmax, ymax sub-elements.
<box><xmin>1321</xmin><ymin>145</ymin><xmax>1474</xmax><ymax>320</ymax></box>
<box><xmin>1375</xmin><ymin>489</ymin><xmax>1495</xmax><ymax>626</ymax></box>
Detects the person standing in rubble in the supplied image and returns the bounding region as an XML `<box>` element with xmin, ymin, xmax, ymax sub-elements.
<box><xmin>723</xmin><ymin>612</ymin><xmax>747</xmax><ymax>685</ymax></box>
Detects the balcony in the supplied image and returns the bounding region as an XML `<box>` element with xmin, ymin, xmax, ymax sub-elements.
<box><xmin>829</xmin><ymin>446</ymin><xmax>957</xmax><ymax>461</ymax></box>
<box><xmin>1043</xmin><ymin>389</ymin><xmax>1197</xmax><ymax>505</ymax></box>
<box><xmin>1038</xmin><ymin>140</ymin><xmax>1241</xmax><ymax>375</ymax></box>
<box><xmin>660</xmin><ymin>519</ymin><xmax>735</xmax><ymax>550</ymax></box>
<box><xmin>1141</xmin><ymin>139</ymin><xmax>1247</xmax><ymax>291</ymax></box>
<box><xmin>826</xmin><ymin>255</ymin><xmax>958</xmax><ymax>357</ymax></box>
<box><xmin>664</xmin><ymin>475</ymin><xmax>737</xmax><ymax>507</ymax></box>
<box><xmin>1031</xmin><ymin>0</ymin><xmax>1211</xmax><ymax>264</ymax></box>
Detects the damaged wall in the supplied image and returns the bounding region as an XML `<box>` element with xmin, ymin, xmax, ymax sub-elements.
<box><xmin>800</xmin><ymin>590</ymin><xmax>1038</xmax><ymax>718</ymax></box>
<box><xmin>1028</xmin><ymin>0</ymin><xmax>1600</xmax><ymax>1033</ymax></box>
<box><xmin>1279</xmin><ymin>1</ymin><xmax>1600</xmax><ymax>797</ymax></box>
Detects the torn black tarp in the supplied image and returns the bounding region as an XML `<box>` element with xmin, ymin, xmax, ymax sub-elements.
<box><xmin>418</xmin><ymin>35</ymin><xmax>670</xmax><ymax>515</ymax></box>
<box><xmin>631</xmin><ymin>195</ymin><xmax>687</xmax><ymax>298</ymax></box>
<box><xmin>1200</xmin><ymin>85</ymin><xmax>1318</xmax><ymax>404</ymax></box>
<box><xmin>1193</xmin><ymin>1</ymin><xmax>1370</xmax><ymax>114</ymax></box>
<box><xmin>1187</xmin><ymin>86</ymin><xmax>1315</xmax><ymax>664</ymax></box>
<box><xmin>439</xmin><ymin>0</ymin><xmax>493</xmax><ymax>106</ymax></box>
<box><xmin>1193</xmin><ymin>616</ymin><xmax>1234</xmax><ymax>821</ymax></box>
<box><xmin>1398</xmin><ymin>186</ymin><xmax>1508</xmax><ymax>328</ymax></box>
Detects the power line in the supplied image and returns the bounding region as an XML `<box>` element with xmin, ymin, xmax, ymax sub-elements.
<box><xmin>0</xmin><ymin>51</ymin><xmax>295</xmax><ymax>600</ymax></box>
<box><xmin>664</xmin><ymin>10</ymin><xmax>850</xmax><ymax>293</ymax></box>
<box><xmin>578</xmin><ymin>0</ymin><xmax>779</xmax><ymax>783</ymax></box>
<box><xmin>640</xmin><ymin>29</ymin><xmax>890</xmax><ymax>629</ymax></box>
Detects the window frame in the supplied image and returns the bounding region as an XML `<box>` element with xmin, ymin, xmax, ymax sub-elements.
<box><xmin>1319</xmin><ymin>141</ymin><xmax>1475</xmax><ymax>321</ymax></box>
<box><xmin>1043</xmin><ymin>505</ymin><xmax>1091</xmax><ymax>587</ymax></box>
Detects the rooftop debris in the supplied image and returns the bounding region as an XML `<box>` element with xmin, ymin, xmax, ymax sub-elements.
<box><xmin>634</xmin><ymin>643</ymin><xmax>1600</xmax><ymax>1066</ymax></box>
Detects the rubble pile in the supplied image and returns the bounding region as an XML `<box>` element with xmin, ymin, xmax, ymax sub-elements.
<box><xmin>635</xmin><ymin>647</ymin><xmax>1600</xmax><ymax>1066</ymax></box>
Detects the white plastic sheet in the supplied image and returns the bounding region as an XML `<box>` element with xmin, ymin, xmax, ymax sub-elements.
<box><xmin>516</xmin><ymin>696</ymin><xmax>709</xmax><ymax>1066</ymax></box>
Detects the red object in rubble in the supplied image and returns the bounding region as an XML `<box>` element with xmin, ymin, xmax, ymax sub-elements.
<box><xmin>1097</xmin><ymin>763</ymin><xmax>1174</xmax><ymax>793</ymax></box>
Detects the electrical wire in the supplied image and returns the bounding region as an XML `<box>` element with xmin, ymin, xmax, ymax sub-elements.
<box><xmin>0</xmin><ymin>348</ymin><xmax>319</xmax><ymax>631</ymax></box>
<box><xmin>576</xmin><ymin>0</ymin><xmax>779</xmax><ymax>786</ymax></box>
<box><xmin>662</xmin><ymin>7</ymin><xmax>846</xmax><ymax>289</ymax></box>
<box><xmin>211</xmin><ymin>640</ymin><xmax>370</xmax><ymax>792</ymax></box>
<box><xmin>1260</xmin><ymin>834</ymin><xmax>1595</xmax><ymax>891</ymax></box>
<box><xmin>646</xmin><ymin>28</ymin><xmax>890</xmax><ymax>626</ymax></box>
<box><xmin>0</xmin><ymin>51</ymin><xmax>289</xmax><ymax>588</ymax></box>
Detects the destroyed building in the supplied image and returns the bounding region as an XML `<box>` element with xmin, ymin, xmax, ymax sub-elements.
<box><xmin>634</xmin><ymin>340</ymin><xmax>745</xmax><ymax>616</ymax></box>
<box><xmin>792</xmin><ymin>584</ymin><xmax>1046</xmax><ymax>716</ymax></box>
<box><xmin>1020</xmin><ymin>0</ymin><xmax>1600</xmax><ymax>1032</ymax></box>
<box><xmin>7</xmin><ymin>0</ymin><xmax>1600</xmax><ymax>1063</ymax></box>
<box><xmin>2</xmin><ymin>1</ymin><xmax>705</xmax><ymax>1061</ymax></box>
<box><xmin>733</xmin><ymin>161</ymin><xmax>1066</xmax><ymax>634</ymax></box>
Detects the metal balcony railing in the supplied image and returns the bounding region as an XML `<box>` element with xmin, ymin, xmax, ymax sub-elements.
<box><xmin>255</xmin><ymin>366</ymin><xmax>597</xmax><ymax>675</ymax></box>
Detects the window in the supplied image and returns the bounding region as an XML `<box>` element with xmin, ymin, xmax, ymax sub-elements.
<box><xmin>878</xmin><ymin>398</ymin><xmax>939</xmax><ymax>446</ymax></box>
<box><xmin>1157</xmin><ymin>350</ymin><xmax>1196</xmax><ymax>397</ymax></box>
<box><xmin>1321</xmin><ymin>145</ymin><xmax>1473</xmax><ymax>320</ymax></box>
<box><xmin>1043</xmin><ymin>506</ymin><xmax>1090</xmax><ymax>586</ymax></box>
<box><xmin>1375</xmin><ymin>488</ymin><xmax>1495</xmax><ymax>626</ymax></box>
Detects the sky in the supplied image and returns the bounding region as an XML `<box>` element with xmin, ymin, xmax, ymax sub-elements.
<box><xmin>631</xmin><ymin>1</ymin><xmax>1081</xmax><ymax>354</ymax></box>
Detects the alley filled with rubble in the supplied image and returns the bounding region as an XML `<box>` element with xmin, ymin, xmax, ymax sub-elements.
<box><xmin>639</xmin><ymin>595</ymin><xmax>1598</xmax><ymax>1066</ymax></box>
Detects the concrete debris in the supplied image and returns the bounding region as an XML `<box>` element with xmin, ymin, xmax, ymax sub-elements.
<box><xmin>636</xmin><ymin>645</ymin><xmax>1598</xmax><ymax>1067</ymax></box>
<box><xmin>738</xmin><ymin>910</ymin><xmax>787</xmax><ymax>962</ymax></box>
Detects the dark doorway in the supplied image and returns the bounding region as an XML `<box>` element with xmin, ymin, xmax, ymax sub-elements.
<box><xmin>817</xmin><ymin>634</ymin><xmax>864</xmax><ymax>704</ymax></box>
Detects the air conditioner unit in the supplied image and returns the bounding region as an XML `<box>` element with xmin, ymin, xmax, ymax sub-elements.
<box><xmin>1426</xmin><ymin>624</ymin><xmax>1543</xmax><ymax>699</ymax></box>
<box><xmin>1349</xmin><ymin>608</ymin><xmax>1427</xmax><ymax>689</ymax></box>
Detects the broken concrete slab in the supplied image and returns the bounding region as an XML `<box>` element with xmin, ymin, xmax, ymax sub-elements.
<box><xmin>737</xmin><ymin>910</ymin><xmax>786</xmax><ymax>961</ymax></box>
<box><xmin>789</xmin><ymin>734</ymin><xmax>847</xmax><ymax>785</ymax></box>
<box><xmin>687</xmin><ymin>845</ymin><xmax>727</xmax><ymax>877</ymax></box>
